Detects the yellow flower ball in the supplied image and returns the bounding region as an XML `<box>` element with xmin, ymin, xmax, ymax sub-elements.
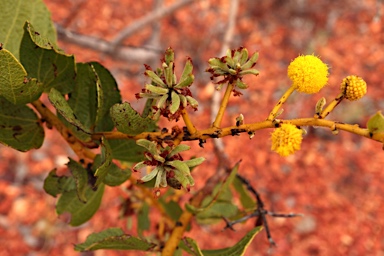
<box><xmin>271</xmin><ymin>123</ymin><xmax>303</xmax><ymax>157</ymax></box>
<box><xmin>340</xmin><ymin>75</ymin><xmax>367</xmax><ymax>101</ymax></box>
<box><xmin>287</xmin><ymin>55</ymin><xmax>329</xmax><ymax>94</ymax></box>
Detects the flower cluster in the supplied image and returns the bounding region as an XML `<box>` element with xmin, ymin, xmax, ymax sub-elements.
<box><xmin>206</xmin><ymin>47</ymin><xmax>259</xmax><ymax>91</ymax></box>
<box><xmin>340</xmin><ymin>75</ymin><xmax>367</xmax><ymax>101</ymax></box>
<box><xmin>136</xmin><ymin>47</ymin><xmax>199</xmax><ymax>120</ymax></box>
<box><xmin>132</xmin><ymin>139</ymin><xmax>205</xmax><ymax>193</ymax></box>
<box><xmin>271</xmin><ymin>124</ymin><xmax>303</xmax><ymax>157</ymax></box>
<box><xmin>287</xmin><ymin>55</ymin><xmax>329</xmax><ymax>94</ymax></box>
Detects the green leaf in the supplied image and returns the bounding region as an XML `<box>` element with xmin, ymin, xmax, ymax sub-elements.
<box><xmin>66</xmin><ymin>63</ymin><xmax>97</xmax><ymax>130</ymax></box>
<box><xmin>239</xmin><ymin>69</ymin><xmax>259</xmax><ymax>76</ymax></box>
<box><xmin>145</xmin><ymin>70</ymin><xmax>166</xmax><ymax>88</ymax></box>
<box><xmin>20</xmin><ymin>22</ymin><xmax>76</xmax><ymax>94</ymax></box>
<box><xmin>138</xmin><ymin>202</ymin><xmax>150</xmax><ymax>235</ymax></box>
<box><xmin>92</xmin><ymin>155</ymin><xmax>131</xmax><ymax>186</ymax></box>
<box><xmin>197</xmin><ymin>202</ymin><xmax>238</xmax><ymax>224</ymax></box>
<box><xmin>241</xmin><ymin>52</ymin><xmax>259</xmax><ymax>70</ymax></box>
<box><xmin>179</xmin><ymin>94</ymin><xmax>187</xmax><ymax>108</ymax></box>
<box><xmin>61</xmin><ymin>62</ymin><xmax>120</xmax><ymax>135</ymax></box>
<box><xmin>43</xmin><ymin>169</ymin><xmax>76</xmax><ymax>197</ymax></box>
<box><xmin>164</xmin><ymin>47</ymin><xmax>175</xmax><ymax>65</ymax></box>
<box><xmin>175</xmin><ymin>74</ymin><xmax>194</xmax><ymax>89</ymax></box>
<box><xmin>164</xmin><ymin>62</ymin><xmax>174</xmax><ymax>87</ymax></box>
<box><xmin>239</xmin><ymin>48</ymin><xmax>249</xmax><ymax>65</ymax></box>
<box><xmin>108</xmin><ymin>139</ymin><xmax>147</xmax><ymax>162</ymax></box>
<box><xmin>56</xmin><ymin>184</ymin><xmax>104</xmax><ymax>226</ymax></box>
<box><xmin>91</xmin><ymin>62</ymin><xmax>121</xmax><ymax>131</ymax></box>
<box><xmin>212</xmin><ymin>163</ymin><xmax>239</xmax><ymax>199</ymax></box>
<box><xmin>170</xmin><ymin>91</ymin><xmax>180</xmax><ymax>114</ymax></box>
<box><xmin>168</xmin><ymin>144</ymin><xmax>190</xmax><ymax>157</ymax></box>
<box><xmin>186</xmin><ymin>96</ymin><xmax>199</xmax><ymax>109</ymax></box>
<box><xmin>0</xmin><ymin>96</ymin><xmax>44</xmax><ymax>151</ymax></box>
<box><xmin>172</xmin><ymin>168</ymin><xmax>194</xmax><ymax>190</ymax></box>
<box><xmin>145</xmin><ymin>84</ymin><xmax>169</xmax><ymax>95</ymax></box>
<box><xmin>167</xmin><ymin>160</ymin><xmax>190</xmax><ymax>176</ymax></box>
<box><xmin>67</xmin><ymin>158</ymin><xmax>88</xmax><ymax>203</ymax></box>
<box><xmin>140</xmin><ymin>166</ymin><xmax>160</xmax><ymax>183</ymax></box>
<box><xmin>208</xmin><ymin>58</ymin><xmax>230</xmax><ymax>72</ymax></box>
<box><xmin>159</xmin><ymin>199</ymin><xmax>183</xmax><ymax>221</ymax></box>
<box><xmin>0</xmin><ymin>0</ymin><xmax>57</xmax><ymax>60</ymax></box>
<box><xmin>136</xmin><ymin>139</ymin><xmax>158</xmax><ymax>155</ymax></box>
<box><xmin>74</xmin><ymin>228</ymin><xmax>156</xmax><ymax>251</ymax></box>
<box><xmin>177</xmin><ymin>58</ymin><xmax>194</xmax><ymax>86</ymax></box>
<box><xmin>142</xmin><ymin>98</ymin><xmax>154</xmax><ymax>118</ymax></box>
<box><xmin>232</xmin><ymin>176</ymin><xmax>256</xmax><ymax>211</ymax></box>
<box><xmin>179</xmin><ymin>237</ymin><xmax>203</xmax><ymax>256</ymax></box>
<box><xmin>94</xmin><ymin>138</ymin><xmax>113</xmax><ymax>186</ymax></box>
<box><xmin>235</xmin><ymin>79</ymin><xmax>248</xmax><ymax>90</ymax></box>
<box><xmin>110</xmin><ymin>102</ymin><xmax>157</xmax><ymax>135</ymax></box>
<box><xmin>156</xmin><ymin>94</ymin><xmax>168</xmax><ymax>109</ymax></box>
<box><xmin>180</xmin><ymin>228</ymin><xmax>262</xmax><ymax>256</ymax></box>
<box><xmin>186</xmin><ymin>162</ymin><xmax>239</xmax><ymax>214</ymax></box>
<box><xmin>48</xmin><ymin>88</ymin><xmax>91</xmax><ymax>141</ymax></box>
<box><xmin>201</xmin><ymin>227</ymin><xmax>262</xmax><ymax>256</ymax></box>
<box><xmin>367</xmin><ymin>111</ymin><xmax>384</xmax><ymax>134</ymax></box>
<box><xmin>0</xmin><ymin>49</ymin><xmax>43</xmax><ymax>104</ymax></box>
<box><xmin>184</xmin><ymin>157</ymin><xmax>206</xmax><ymax>168</ymax></box>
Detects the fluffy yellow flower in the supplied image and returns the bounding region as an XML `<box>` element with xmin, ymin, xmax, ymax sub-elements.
<box><xmin>287</xmin><ymin>55</ymin><xmax>329</xmax><ymax>94</ymax></box>
<box><xmin>271</xmin><ymin>123</ymin><xmax>303</xmax><ymax>157</ymax></box>
<box><xmin>340</xmin><ymin>75</ymin><xmax>367</xmax><ymax>101</ymax></box>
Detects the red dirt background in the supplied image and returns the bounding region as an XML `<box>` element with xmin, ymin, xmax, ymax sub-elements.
<box><xmin>1</xmin><ymin>0</ymin><xmax>384</xmax><ymax>255</ymax></box>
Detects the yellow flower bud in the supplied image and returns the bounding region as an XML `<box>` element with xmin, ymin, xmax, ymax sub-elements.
<box><xmin>287</xmin><ymin>55</ymin><xmax>329</xmax><ymax>94</ymax></box>
<box><xmin>340</xmin><ymin>75</ymin><xmax>367</xmax><ymax>101</ymax></box>
<box><xmin>271</xmin><ymin>123</ymin><xmax>303</xmax><ymax>157</ymax></box>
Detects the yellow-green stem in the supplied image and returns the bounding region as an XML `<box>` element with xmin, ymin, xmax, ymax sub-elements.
<box><xmin>161</xmin><ymin>192</ymin><xmax>204</xmax><ymax>256</ymax></box>
<box><xmin>161</xmin><ymin>211</ymin><xmax>193</xmax><ymax>255</ymax></box>
<box><xmin>92</xmin><ymin>118</ymin><xmax>384</xmax><ymax>144</ymax></box>
<box><xmin>212</xmin><ymin>83</ymin><xmax>235</xmax><ymax>128</ymax></box>
<box><xmin>267</xmin><ymin>86</ymin><xmax>295</xmax><ymax>121</ymax></box>
<box><xmin>181</xmin><ymin>109</ymin><xmax>197</xmax><ymax>134</ymax></box>
<box><xmin>318</xmin><ymin>93</ymin><xmax>344</xmax><ymax>119</ymax></box>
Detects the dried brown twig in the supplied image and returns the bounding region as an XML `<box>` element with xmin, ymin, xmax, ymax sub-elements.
<box><xmin>55</xmin><ymin>0</ymin><xmax>196</xmax><ymax>62</ymax></box>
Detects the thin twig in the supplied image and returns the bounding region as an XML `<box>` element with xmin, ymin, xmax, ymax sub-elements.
<box><xmin>223</xmin><ymin>174</ymin><xmax>303</xmax><ymax>246</ymax></box>
<box><xmin>56</xmin><ymin>24</ymin><xmax>160</xmax><ymax>63</ymax></box>
<box><xmin>110</xmin><ymin>0</ymin><xmax>195</xmax><ymax>52</ymax></box>
<box><xmin>91</xmin><ymin>117</ymin><xmax>383</xmax><ymax>144</ymax></box>
<box><xmin>56</xmin><ymin>0</ymin><xmax>195</xmax><ymax>61</ymax></box>
<box><xmin>267</xmin><ymin>86</ymin><xmax>295</xmax><ymax>121</ymax></box>
<box><xmin>211</xmin><ymin>0</ymin><xmax>239</xmax><ymax>124</ymax></box>
<box><xmin>210</xmin><ymin>0</ymin><xmax>239</xmax><ymax>169</ymax></box>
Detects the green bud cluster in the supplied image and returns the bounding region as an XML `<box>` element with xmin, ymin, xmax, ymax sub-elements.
<box><xmin>132</xmin><ymin>139</ymin><xmax>205</xmax><ymax>193</ymax></box>
<box><xmin>136</xmin><ymin>47</ymin><xmax>199</xmax><ymax>120</ymax></box>
<box><xmin>206</xmin><ymin>47</ymin><xmax>259</xmax><ymax>90</ymax></box>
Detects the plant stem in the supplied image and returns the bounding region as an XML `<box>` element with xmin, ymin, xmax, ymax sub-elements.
<box><xmin>92</xmin><ymin>118</ymin><xmax>384</xmax><ymax>144</ymax></box>
<box><xmin>318</xmin><ymin>93</ymin><xmax>344</xmax><ymax>119</ymax></box>
<box><xmin>31</xmin><ymin>100</ymin><xmax>96</xmax><ymax>161</ymax></box>
<box><xmin>181</xmin><ymin>109</ymin><xmax>197</xmax><ymax>134</ymax></box>
<box><xmin>162</xmin><ymin>160</ymin><xmax>237</xmax><ymax>256</ymax></box>
<box><xmin>267</xmin><ymin>86</ymin><xmax>295</xmax><ymax>121</ymax></box>
<box><xmin>161</xmin><ymin>203</ymin><xmax>195</xmax><ymax>256</ymax></box>
<box><xmin>212</xmin><ymin>82</ymin><xmax>235</xmax><ymax>128</ymax></box>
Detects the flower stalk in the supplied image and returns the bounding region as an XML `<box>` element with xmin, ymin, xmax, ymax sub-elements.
<box><xmin>212</xmin><ymin>82</ymin><xmax>235</xmax><ymax>128</ymax></box>
<box><xmin>267</xmin><ymin>86</ymin><xmax>295</xmax><ymax>121</ymax></box>
<box><xmin>181</xmin><ymin>109</ymin><xmax>197</xmax><ymax>134</ymax></box>
<box><xmin>318</xmin><ymin>93</ymin><xmax>344</xmax><ymax>119</ymax></box>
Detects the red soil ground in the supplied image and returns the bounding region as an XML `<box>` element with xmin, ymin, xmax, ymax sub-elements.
<box><xmin>1</xmin><ymin>0</ymin><xmax>384</xmax><ymax>255</ymax></box>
